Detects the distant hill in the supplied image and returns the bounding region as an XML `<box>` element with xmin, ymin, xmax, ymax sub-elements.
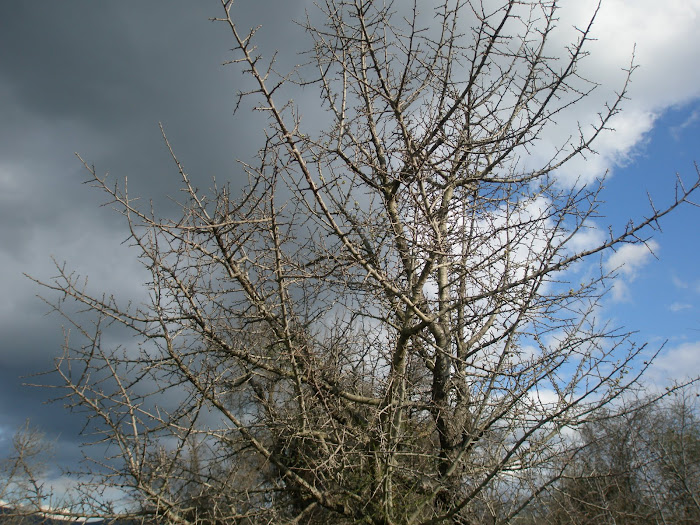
<box><xmin>0</xmin><ymin>506</ymin><xmax>137</xmax><ymax>525</ymax></box>
<box><xmin>0</xmin><ymin>505</ymin><xmax>79</xmax><ymax>525</ymax></box>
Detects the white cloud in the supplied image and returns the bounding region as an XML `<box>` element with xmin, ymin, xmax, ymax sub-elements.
<box><xmin>670</xmin><ymin>107</ymin><xmax>700</xmax><ymax>140</ymax></box>
<box><xmin>649</xmin><ymin>341</ymin><xmax>700</xmax><ymax>384</ymax></box>
<box><xmin>528</xmin><ymin>387</ymin><xmax>560</xmax><ymax>409</ymax></box>
<box><xmin>608</xmin><ymin>280</ymin><xmax>630</xmax><ymax>303</ymax></box>
<box><xmin>669</xmin><ymin>275</ymin><xmax>700</xmax><ymax>293</ymax></box>
<box><xmin>519</xmin><ymin>0</ymin><xmax>700</xmax><ymax>183</ymax></box>
<box><xmin>603</xmin><ymin>241</ymin><xmax>660</xmax><ymax>301</ymax></box>
<box><xmin>557</xmin><ymin>0</ymin><xmax>700</xmax><ymax>110</ymax></box>
<box><xmin>669</xmin><ymin>302</ymin><xmax>693</xmax><ymax>312</ymax></box>
<box><xmin>567</xmin><ymin>226</ymin><xmax>605</xmax><ymax>254</ymax></box>
<box><xmin>605</xmin><ymin>241</ymin><xmax>659</xmax><ymax>277</ymax></box>
<box><xmin>672</xmin><ymin>275</ymin><xmax>690</xmax><ymax>289</ymax></box>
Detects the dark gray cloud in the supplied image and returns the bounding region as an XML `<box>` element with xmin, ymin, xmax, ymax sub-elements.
<box><xmin>3</xmin><ymin>0</ymin><xmax>699</xmax><ymax>492</ymax></box>
<box><xmin>0</xmin><ymin>0</ymin><xmax>313</xmax><ymax>472</ymax></box>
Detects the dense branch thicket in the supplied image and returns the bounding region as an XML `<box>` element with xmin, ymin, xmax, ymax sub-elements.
<box><xmin>1</xmin><ymin>423</ymin><xmax>49</xmax><ymax>510</ymax></box>
<box><xmin>0</xmin><ymin>423</ymin><xmax>59</xmax><ymax>524</ymax></box>
<box><xmin>538</xmin><ymin>392</ymin><xmax>700</xmax><ymax>524</ymax></box>
<box><xmin>31</xmin><ymin>1</ymin><xmax>699</xmax><ymax>523</ymax></box>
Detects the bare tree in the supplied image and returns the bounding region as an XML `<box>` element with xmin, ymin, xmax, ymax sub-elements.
<box><xmin>0</xmin><ymin>422</ymin><xmax>55</xmax><ymax>522</ymax></box>
<box><xmin>647</xmin><ymin>392</ymin><xmax>700</xmax><ymax>523</ymax></box>
<box><xmin>538</xmin><ymin>391</ymin><xmax>700</xmax><ymax>525</ymax></box>
<box><xmin>30</xmin><ymin>1</ymin><xmax>700</xmax><ymax>523</ymax></box>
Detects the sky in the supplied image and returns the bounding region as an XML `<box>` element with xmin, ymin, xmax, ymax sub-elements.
<box><xmin>0</xmin><ymin>0</ymin><xmax>699</xmax><ymax>497</ymax></box>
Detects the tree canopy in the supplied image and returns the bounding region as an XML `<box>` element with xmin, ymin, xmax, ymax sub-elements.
<box><xmin>30</xmin><ymin>1</ymin><xmax>700</xmax><ymax>523</ymax></box>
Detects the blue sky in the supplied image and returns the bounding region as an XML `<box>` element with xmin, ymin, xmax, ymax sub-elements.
<box><xmin>598</xmin><ymin>101</ymin><xmax>700</xmax><ymax>383</ymax></box>
<box><xmin>595</xmin><ymin>102</ymin><xmax>700</xmax><ymax>382</ymax></box>
<box><xmin>0</xmin><ymin>0</ymin><xmax>699</xmax><ymax>499</ymax></box>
